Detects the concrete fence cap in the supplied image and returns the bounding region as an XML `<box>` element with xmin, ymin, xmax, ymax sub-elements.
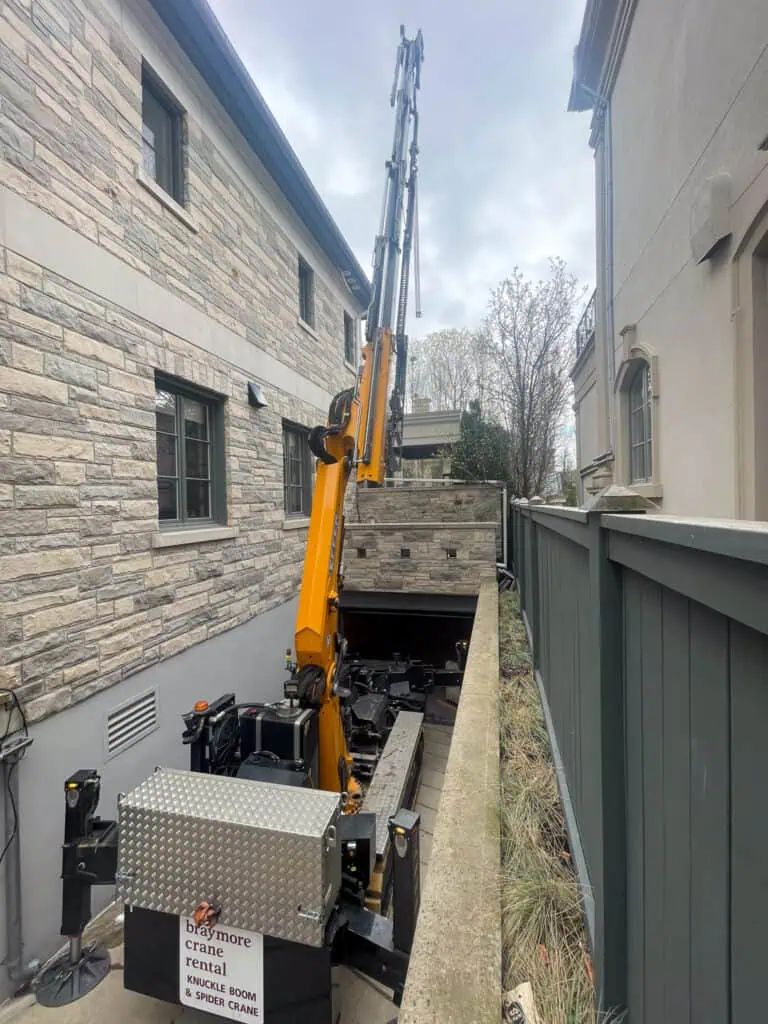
<box><xmin>582</xmin><ymin>483</ymin><xmax>659</xmax><ymax>513</ymax></box>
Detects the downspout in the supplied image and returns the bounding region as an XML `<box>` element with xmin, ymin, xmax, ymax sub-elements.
<box><xmin>578</xmin><ymin>80</ymin><xmax>615</xmax><ymax>454</ymax></box>
<box><xmin>604</xmin><ymin>98</ymin><xmax>616</xmax><ymax>450</ymax></box>
<box><xmin>2</xmin><ymin>735</ymin><xmax>39</xmax><ymax>989</ymax></box>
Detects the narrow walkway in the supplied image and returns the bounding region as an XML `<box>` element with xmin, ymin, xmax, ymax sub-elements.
<box><xmin>331</xmin><ymin>721</ymin><xmax>453</xmax><ymax>1022</ymax></box>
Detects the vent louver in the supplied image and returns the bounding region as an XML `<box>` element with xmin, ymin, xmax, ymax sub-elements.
<box><xmin>106</xmin><ymin>688</ymin><xmax>158</xmax><ymax>759</ymax></box>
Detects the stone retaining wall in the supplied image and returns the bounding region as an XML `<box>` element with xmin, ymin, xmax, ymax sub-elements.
<box><xmin>343</xmin><ymin>522</ymin><xmax>497</xmax><ymax>595</ymax></box>
<box><xmin>347</xmin><ymin>483</ymin><xmax>503</xmax><ymax>527</ymax></box>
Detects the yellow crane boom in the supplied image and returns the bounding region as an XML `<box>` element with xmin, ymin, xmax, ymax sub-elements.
<box><xmin>291</xmin><ymin>26</ymin><xmax>424</xmax><ymax>806</ymax></box>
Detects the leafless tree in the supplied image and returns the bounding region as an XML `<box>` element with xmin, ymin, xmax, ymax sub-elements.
<box><xmin>406</xmin><ymin>328</ymin><xmax>492</xmax><ymax>413</ymax></box>
<box><xmin>484</xmin><ymin>258</ymin><xmax>584</xmax><ymax>498</ymax></box>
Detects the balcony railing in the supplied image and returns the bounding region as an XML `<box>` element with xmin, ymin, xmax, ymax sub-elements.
<box><xmin>575</xmin><ymin>288</ymin><xmax>596</xmax><ymax>358</ymax></box>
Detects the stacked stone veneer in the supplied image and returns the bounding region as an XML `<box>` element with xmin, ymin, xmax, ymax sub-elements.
<box><xmin>0</xmin><ymin>0</ymin><xmax>363</xmax><ymax>723</ymax></box>
<box><xmin>343</xmin><ymin>484</ymin><xmax>502</xmax><ymax>595</ymax></box>
<box><xmin>0</xmin><ymin>254</ymin><xmax>329</xmax><ymax>722</ymax></box>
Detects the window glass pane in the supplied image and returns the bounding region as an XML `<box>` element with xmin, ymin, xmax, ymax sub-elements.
<box><xmin>283</xmin><ymin>425</ymin><xmax>312</xmax><ymax>515</ymax></box>
<box><xmin>156</xmin><ymin>432</ymin><xmax>177</xmax><ymax>476</ymax></box>
<box><xmin>158</xmin><ymin>479</ymin><xmax>178</xmax><ymax>520</ymax></box>
<box><xmin>156</xmin><ymin>382</ymin><xmax>221</xmax><ymax>524</ymax></box>
<box><xmin>186</xmin><ymin>480</ymin><xmax>210</xmax><ymax>519</ymax></box>
<box><xmin>141</xmin><ymin>121</ymin><xmax>157</xmax><ymax>179</ymax></box>
<box><xmin>185</xmin><ymin>438</ymin><xmax>209</xmax><ymax>480</ymax></box>
<box><xmin>142</xmin><ymin>80</ymin><xmax>179</xmax><ymax>199</ymax></box>
<box><xmin>155</xmin><ymin>389</ymin><xmax>177</xmax><ymax>434</ymax></box>
<box><xmin>344</xmin><ymin>314</ymin><xmax>355</xmax><ymax>364</ymax></box>
<box><xmin>630</xmin><ymin>446</ymin><xmax>641</xmax><ymax>483</ymax></box>
<box><xmin>184</xmin><ymin>398</ymin><xmax>208</xmax><ymax>440</ymax></box>
<box><xmin>299</xmin><ymin>260</ymin><xmax>313</xmax><ymax>325</ymax></box>
<box><xmin>628</xmin><ymin>363</ymin><xmax>652</xmax><ymax>482</ymax></box>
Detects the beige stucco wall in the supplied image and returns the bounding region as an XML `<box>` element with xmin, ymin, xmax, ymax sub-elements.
<box><xmin>586</xmin><ymin>0</ymin><xmax>768</xmax><ymax>518</ymax></box>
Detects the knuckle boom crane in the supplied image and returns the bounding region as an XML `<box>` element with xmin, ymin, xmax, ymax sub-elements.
<box><xmin>38</xmin><ymin>27</ymin><xmax>427</xmax><ymax>1024</ymax></box>
<box><xmin>293</xmin><ymin>24</ymin><xmax>424</xmax><ymax>806</ymax></box>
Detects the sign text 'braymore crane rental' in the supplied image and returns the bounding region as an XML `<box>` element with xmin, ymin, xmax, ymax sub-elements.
<box><xmin>180</xmin><ymin>917</ymin><xmax>264</xmax><ymax>1021</ymax></box>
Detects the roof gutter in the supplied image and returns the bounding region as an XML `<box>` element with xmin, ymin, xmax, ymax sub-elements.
<box><xmin>147</xmin><ymin>0</ymin><xmax>371</xmax><ymax>307</ymax></box>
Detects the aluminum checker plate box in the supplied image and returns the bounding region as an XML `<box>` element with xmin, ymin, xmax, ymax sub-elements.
<box><xmin>116</xmin><ymin>767</ymin><xmax>342</xmax><ymax>948</ymax></box>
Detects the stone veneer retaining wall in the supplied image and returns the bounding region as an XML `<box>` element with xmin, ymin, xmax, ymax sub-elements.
<box><xmin>342</xmin><ymin>483</ymin><xmax>502</xmax><ymax>594</ymax></box>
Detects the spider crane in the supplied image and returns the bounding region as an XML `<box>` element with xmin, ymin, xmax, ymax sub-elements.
<box><xmin>292</xmin><ymin>25</ymin><xmax>424</xmax><ymax>804</ymax></box>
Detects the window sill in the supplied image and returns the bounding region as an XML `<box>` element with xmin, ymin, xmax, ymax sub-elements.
<box><xmin>283</xmin><ymin>517</ymin><xmax>311</xmax><ymax>531</ymax></box>
<box><xmin>297</xmin><ymin>317</ymin><xmax>320</xmax><ymax>342</ymax></box>
<box><xmin>344</xmin><ymin>359</ymin><xmax>358</xmax><ymax>375</ymax></box>
<box><xmin>152</xmin><ymin>525</ymin><xmax>237</xmax><ymax>548</ymax></box>
<box><xmin>136</xmin><ymin>167</ymin><xmax>199</xmax><ymax>234</ymax></box>
<box><xmin>628</xmin><ymin>482</ymin><xmax>663</xmax><ymax>500</ymax></box>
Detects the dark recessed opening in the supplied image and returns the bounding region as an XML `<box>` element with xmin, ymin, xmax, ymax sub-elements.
<box><xmin>357</xmin><ymin>548</ymin><xmax>367</xmax><ymax>558</ymax></box>
<box><xmin>400</xmin><ymin>548</ymin><xmax>411</xmax><ymax>559</ymax></box>
<box><xmin>343</xmin><ymin>609</ymin><xmax>473</xmax><ymax>664</ymax></box>
<box><xmin>446</xmin><ymin>548</ymin><xmax>457</xmax><ymax>559</ymax></box>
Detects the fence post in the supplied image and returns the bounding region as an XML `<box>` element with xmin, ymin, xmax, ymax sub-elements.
<box><xmin>587</xmin><ymin>509</ymin><xmax>625</xmax><ymax>1012</ymax></box>
<box><xmin>514</xmin><ymin>501</ymin><xmax>528</xmax><ymax>615</ymax></box>
<box><xmin>585</xmin><ymin>485</ymin><xmax>657</xmax><ymax>1014</ymax></box>
<box><xmin>529</xmin><ymin>514</ymin><xmax>540</xmax><ymax>669</ymax></box>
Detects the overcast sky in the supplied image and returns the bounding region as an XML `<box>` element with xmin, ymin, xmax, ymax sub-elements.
<box><xmin>207</xmin><ymin>0</ymin><xmax>595</xmax><ymax>338</ymax></box>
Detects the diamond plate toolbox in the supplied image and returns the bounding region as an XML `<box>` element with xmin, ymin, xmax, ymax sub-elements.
<box><xmin>116</xmin><ymin>768</ymin><xmax>342</xmax><ymax>947</ymax></box>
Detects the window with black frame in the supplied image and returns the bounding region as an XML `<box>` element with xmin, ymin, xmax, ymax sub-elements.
<box><xmin>283</xmin><ymin>422</ymin><xmax>312</xmax><ymax>517</ymax></box>
<box><xmin>628</xmin><ymin>361</ymin><xmax>653</xmax><ymax>483</ymax></box>
<box><xmin>155</xmin><ymin>380</ymin><xmax>224</xmax><ymax>525</ymax></box>
<box><xmin>298</xmin><ymin>257</ymin><xmax>315</xmax><ymax>328</ymax></box>
<box><xmin>344</xmin><ymin>312</ymin><xmax>356</xmax><ymax>365</ymax></box>
<box><xmin>141</xmin><ymin>64</ymin><xmax>184</xmax><ymax>205</ymax></box>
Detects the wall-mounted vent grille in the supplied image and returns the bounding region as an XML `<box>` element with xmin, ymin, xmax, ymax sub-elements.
<box><xmin>106</xmin><ymin>688</ymin><xmax>158</xmax><ymax>759</ymax></box>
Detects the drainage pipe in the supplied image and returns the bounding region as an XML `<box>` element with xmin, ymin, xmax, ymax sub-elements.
<box><xmin>2</xmin><ymin>741</ymin><xmax>39</xmax><ymax>986</ymax></box>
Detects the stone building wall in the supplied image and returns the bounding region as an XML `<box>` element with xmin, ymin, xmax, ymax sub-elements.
<box><xmin>0</xmin><ymin>0</ymin><xmax>360</xmax><ymax>384</ymax></box>
<box><xmin>0</xmin><ymin>249</ymin><xmax>328</xmax><ymax>721</ymax></box>
<box><xmin>0</xmin><ymin>0</ymin><xmax>365</xmax><ymax>724</ymax></box>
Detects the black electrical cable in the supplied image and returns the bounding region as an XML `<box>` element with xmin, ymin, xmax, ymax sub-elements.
<box><xmin>0</xmin><ymin>688</ymin><xmax>30</xmax><ymax>871</ymax></box>
<box><xmin>0</xmin><ymin>687</ymin><xmax>29</xmax><ymax>741</ymax></box>
<box><xmin>0</xmin><ymin>761</ymin><xmax>19</xmax><ymax>864</ymax></box>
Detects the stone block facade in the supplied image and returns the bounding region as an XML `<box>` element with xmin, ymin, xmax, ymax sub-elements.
<box><xmin>0</xmin><ymin>0</ymin><xmax>367</xmax><ymax>723</ymax></box>
<box><xmin>347</xmin><ymin>483</ymin><xmax>503</xmax><ymax>526</ymax></box>
<box><xmin>342</xmin><ymin>523</ymin><xmax>498</xmax><ymax>595</ymax></box>
<box><xmin>342</xmin><ymin>484</ymin><xmax>503</xmax><ymax>594</ymax></box>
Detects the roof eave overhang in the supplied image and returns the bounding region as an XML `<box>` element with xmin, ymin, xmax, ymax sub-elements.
<box><xmin>147</xmin><ymin>0</ymin><xmax>372</xmax><ymax>307</ymax></box>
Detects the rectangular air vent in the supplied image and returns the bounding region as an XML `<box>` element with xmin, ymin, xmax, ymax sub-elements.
<box><xmin>105</xmin><ymin>688</ymin><xmax>158</xmax><ymax>759</ymax></box>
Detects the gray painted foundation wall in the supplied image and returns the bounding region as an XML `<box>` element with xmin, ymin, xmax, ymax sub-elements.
<box><xmin>0</xmin><ymin>597</ymin><xmax>296</xmax><ymax>1003</ymax></box>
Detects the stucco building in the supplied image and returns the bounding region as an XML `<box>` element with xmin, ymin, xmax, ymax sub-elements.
<box><xmin>0</xmin><ymin>0</ymin><xmax>368</xmax><ymax>988</ymax></box>
<box><xmin>569</xmin><ymin>0</ymin><xmax>768</xmax><ymax>518</ymax></box>
<box><xmin>400</xmin><ymin>399</ymin><xmax>461</xmax><ymax>479</ymax></box>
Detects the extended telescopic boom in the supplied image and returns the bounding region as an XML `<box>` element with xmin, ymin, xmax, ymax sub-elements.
<box><xmin>291</xmin><ymin>27</ymin><xmax>424</xmax><ymax>804</ymax></box>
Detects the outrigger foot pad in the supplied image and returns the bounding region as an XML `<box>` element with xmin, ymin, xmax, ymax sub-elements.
<box><xmin>35</xmin><ymin>943</ymin><xmax>111</xmax><ymax>1007</ymax></box>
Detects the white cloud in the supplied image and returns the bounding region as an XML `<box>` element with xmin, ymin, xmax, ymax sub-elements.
<box><xmin>207</xmin><ymin>0</ymin><xmax>596</xmax><ymax>336</ymax></box>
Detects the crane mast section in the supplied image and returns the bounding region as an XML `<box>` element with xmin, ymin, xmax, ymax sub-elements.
<box><xmin>292</xmin><ymin>28</ymin><xmax>423</xmax><ymax>798</ymax></box>
<box><xmin>359</xmin><ymin>28</ymin><xmax>423</xmax><ymax>482</ymax></box>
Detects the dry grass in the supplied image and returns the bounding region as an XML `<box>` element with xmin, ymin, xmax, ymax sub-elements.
<box><xmin>499</xmin><ymin>592</ymin><xmax>622</xmax><ymax>1024</ymax></box>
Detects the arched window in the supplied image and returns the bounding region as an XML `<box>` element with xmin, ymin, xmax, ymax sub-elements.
<box><xmin>628</xmin><ymin>361</ymin><xmax>652</xmax><ymax>482</ymax></box>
